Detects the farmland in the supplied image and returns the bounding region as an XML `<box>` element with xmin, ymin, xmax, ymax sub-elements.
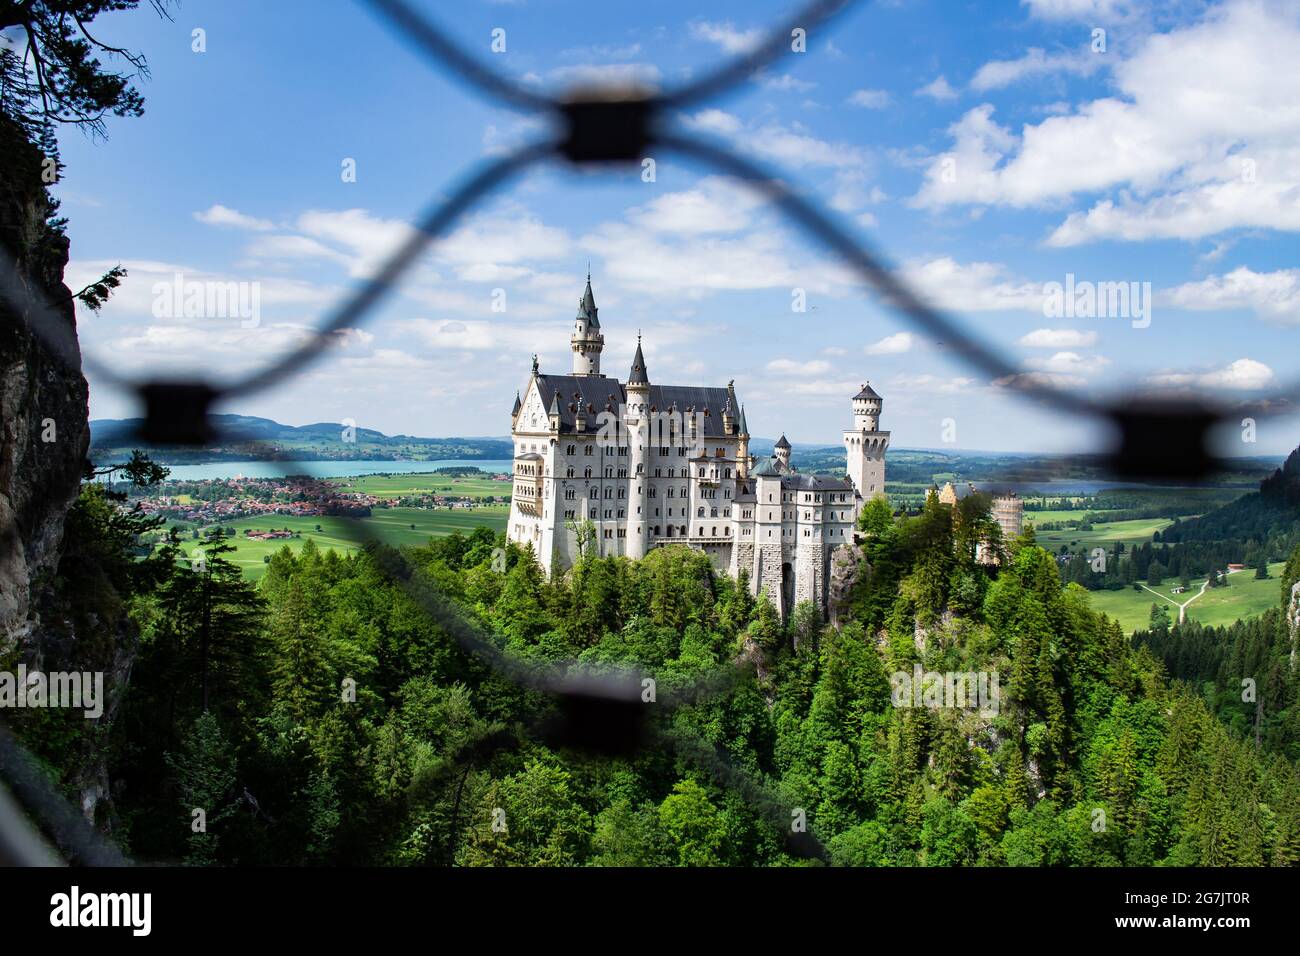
<box><xmin>185</xmin><ymin>505</ymin><xmax>509</xmax><ymax>579</ymax></box>
<box><xmin>1082</xmin><ymin>562</ymin><xmax>1288</xmax><ymax>635</ymax></box>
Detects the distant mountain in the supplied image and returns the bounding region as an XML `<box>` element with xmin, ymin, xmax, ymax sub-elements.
<box><xmin>89</xmin><ymin>414</ymin><xmax>515</xmax><ymax>464</ymax></box>
<box><xmin>1161</xmin><ymin>445</ymin><xmax>1300</xmax><ymax>544</ymax></box>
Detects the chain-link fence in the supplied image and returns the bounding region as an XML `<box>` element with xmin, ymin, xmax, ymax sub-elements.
<box><xmin>1</xmin><ymin>0</ymin><xmax>1293</xmax><ymax>866</ymax></box>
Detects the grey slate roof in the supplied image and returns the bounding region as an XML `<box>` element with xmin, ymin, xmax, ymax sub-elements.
<box><xmin>578</xmin><ymin>275</ymin><xmax>600</xmax><ymax>328</ymax></box>
<box><xmin>774</xmin><ymin>434</ymin><xmax>791</xmax><ymax>450</ymax></box>
<box><xmin>628</xmin><ymin>341</ymin><xmax>649</xmax><ymax>386</ymax></box>
<box><xmin>854</xmin><ymin>382</ymin><xmax>881</xmax><ymax>401</ymax></box>
<box><xmin>530</xmin><ymin>374</ymin><xmax>739</xmax><ymax>438</ymax></box>
<box><xmin>782</xmin><ymin>473</ymin><xmax>856</xmax><ymax>492</ymax></box>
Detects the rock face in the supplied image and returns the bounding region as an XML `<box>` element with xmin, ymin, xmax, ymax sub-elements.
<box><xmin>827</xmin><ymin>542</ymin><xmax>865</xmax><ymax>628</ymax></box>
<box><xmin>1288</xmin><ymin>579</ymin><xmax>1300</xmax><ymax>670</ymax></box>
<box><xmin>0</xmin><ymin>117</ymin><xmax>90</xmax><ymax>658</ymax></box>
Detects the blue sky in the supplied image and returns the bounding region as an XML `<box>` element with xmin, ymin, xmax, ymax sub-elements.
<box><xmin>41</xmin><ymin>0</ymin><xmax>1300</xmax><ymax>454</ymax></box>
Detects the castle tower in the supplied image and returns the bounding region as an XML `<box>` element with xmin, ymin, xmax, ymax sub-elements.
<box><xmin>625</xmin><ymin>336</ymin><xmax>650</xmax><ymax>559</ymax></box>
<box><xmin>737</xmin><ymin>404</ymin><xmax>751</xmax><ymax>478</ymax></box>
<box><xmin>991</xmin><ymin>492</ymin><xmax>1024</xmax><ymax>542</ymax></box>
<box><xmin>774</xmin><ymin>434</ymin><xmax>791</xmax><ymax>470</ymax></box>
<box><xmin>844</xmin><ymin>382</ymin><xmax>889</xmax><ymax>501</ymax></box>
<box><xmin>570</xmin><ymin>271</ymin><xmax>604</xmax><ymax>376</ymax></box>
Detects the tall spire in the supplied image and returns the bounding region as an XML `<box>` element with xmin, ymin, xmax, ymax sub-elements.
<box><xmin>578</xmin><ymin>270</ymin><xmax>599</xmax><ymax>328</ymax></box>
<box><xmin>628</xmin><ymin>335</ymin><xmax>649</xmax><ymax>387</ymax></box>
<box><xmin>571</xmin><ymin>270</ymin><xmax>604</xmax><ymax>375</ymax></box>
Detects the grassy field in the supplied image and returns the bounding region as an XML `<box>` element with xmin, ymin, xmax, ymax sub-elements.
<box><xmin>328</xmin><ymin>473</ymin><xmax>510</xmax><ymax>499</ymax></box>
<box><xmin>185</xmin><ymin>506</ymin><xmax>508</xmax><ymax>579</ymax></box>
<box><xmin>1031</xmin><ymin>516</ymin><xmax>1185</xmax><ymax>551</ymax></box>
<box><xmin>1082</xmin><ymin>561</ymin><xmax>1288</xmax><ymax>634</ymax></box>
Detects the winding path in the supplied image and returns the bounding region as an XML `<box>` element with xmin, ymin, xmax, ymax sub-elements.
<box><xmin>1139</xmin><ymin>569</ymin><xmax>1241</xmax><ymax>623</ymax></box>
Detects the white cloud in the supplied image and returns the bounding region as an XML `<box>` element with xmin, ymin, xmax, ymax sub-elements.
<box><xmin>767</xmin><ymin>358</ymin><xmax>832</xmax><ymax>376</ymax></box>
<box><xmin>1018</xmin><ymin>327</ymin><xmax>1099</xmax><ymax>347</ymax></box>
<box><xmin>848</xmin><ymin>88</ymin><xmax>891</xmax><ymax>109</ymax></box>
<box><xmin>915</xmin><ymin>1</ymin><xmax>1300</xmax><ymax>239</ymax></box>
<box><xmin>756</xmin><ymin>72</ymin><xmax>816</xmax><ymax>92</ymax></box>
<box><xmin>689</xmin><ymin>20</ymin><xmax>763</xmax><ymax>54</ymax></box>
<box><xmin>897</xmin><ymin>256</ymin><xmax>1043</xmax><ymax>312</ymax></box>
<box><xmin>680</xmin><ymin>108</ymin><xmax>744</xmax><ymax>136</ymax></box>
<box><xmin>1164</xmin><ymin>266</ymin><xmax>1300</xmax><ymax>324</ymax></box>
<box><xmin>916</xmin><ymin>75</ymin><xmax>959</xmax><ymax>101</ymax></box>
<box><xmin>1148</xmin><ymin>358</ymin><xmax>1275</xmax><ymax>391</ymax></box>
<box><xmin>889</xmin><ymin>373</ymin><xmax>977</xmax><ymax>394</ymax></box>
<box><xmin>194</xmin><ymin>204</ymin><xmax>274</xmax><ymax>231</ymax></box>
<box><xmin>865</xmin><ymin>331</ymin><xmax>914</xmax><ymax>355</ymax></box>
<box><xmin>1020</xmin><ymin>0</ymin><xmax>1134</xmax><ymax>20</ymax></box>
<box><xmin>544</xmin><ymin>62</ymin><xmax>662</xmax><ymax>91</ymax></box>
<box><xmin>1024</xmin><ymin>350</ymin><xmax>1110</xmax><ymax>375</ymax></box>
<box><xmin>626</xmin><ymin>177</ymin><xmax>761</xmax><ymax>235</ymax></box>
<box><xmin>969</xmin><ymin>47</ymin><xmax>1101</xmax><ymax>92</ymax></box>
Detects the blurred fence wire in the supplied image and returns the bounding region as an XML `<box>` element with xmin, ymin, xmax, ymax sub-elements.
<box><xmin>0</xmin><ymin>0</ymin><xmax>1292</xmax><ymax>865</ymax></box>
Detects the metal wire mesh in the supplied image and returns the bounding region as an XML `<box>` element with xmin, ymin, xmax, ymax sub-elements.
<box><xmin>1</xmin><ymin>0</ymin><xmax>1292</xmax><ymax>865</ymax></box>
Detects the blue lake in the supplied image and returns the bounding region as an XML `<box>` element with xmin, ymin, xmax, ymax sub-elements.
<box><xmin>156</xmin><ymin>459</ymin><xmax>514</xmax><ymax>481</ymax></box>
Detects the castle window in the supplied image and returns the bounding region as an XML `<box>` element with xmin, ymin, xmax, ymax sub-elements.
<box><xmin>724</xmin><ymin>509</ymin><xmax>730</xmax><ymax>518</ymax></box>
<box><xmin>680</xmin><ymin>487</ymin><xmax>687</xmax><ymax>498</ymax></box>
<box><xmin>698</xmin><ymin>468</ymin><xmax>705</xmax><ymax>478</ymax></box>
<box><xmin>618</xmin><ymin>509</ymin><xmax>625</xmax><ymax>518</ymax></box>
<box><xmin>604</xmin><ymin>509</ymin><xmax>612</xmax><ymax>518</ymax></box>
<box><xmin>584</xmin><ymin>468</ymin><xmax>591</xmax><ymax>478</ymax></box>
<box><xmin>564</xmin><ymin>489</ymin><xmax>575</xmax><ymax>500</ymax></box>
<box><xmin>566</xmin><ymin>445</ymin><xmax>575</xmax><ymax>455</ymax></box>
<box><xmin>725</xmin><ymin>527</ymin><xmax>730</xmax><ymax>535</ymax></box>
<box><xmin>711</xmin><ymin>527</ymin><xmax>716</xmax><ymax>536</ymax></box>
<box><xmin>564</xmin><ymin>510</ymin><xmax>575</xmax><ymax>519</ymax></box>
<box><xmin>589</xmin><ymin>509</ymin><xmax>597</xmax><ymax>519</ymax></box>
<box><xmin>566</xmin><ymin>468</ymin><xmax>574</xmax><ymax>478</ymax></box>
<box><xmin>618</xmin><ymin>529</ymin><xmax>626</xmax><ymax>538</ymax></box>
<box><xmin>724</xmin><ymin>489</ymin><xmax>731</xmax><ymax>499</ymax></box>
<box><xmin>618</xmin><ymin>488</ymin><xmax>625</xmax><ymax>499</ymax></box>
<box><xmin>585</xmin><ymin>446</ymin><xmax>593</xmax><ymax>456</ymax></box>
<box><xmin>667</xmin><ymin>488</ymin><xmax>675</xmax><ymax>498</ymax></box>
<box><xmin>697</xmin><ymin>507</ymin><xmax>705</xmax><ymax>518</ymax></box>
<box><xmin>724</xmin><ymin>468</ymin><xmax>731</xmax><ymax>478</ymax></box>
<box><xmin>710</xmin><ymin>508</ymin><xmax>717</xmax><ymax>518</ymax></box>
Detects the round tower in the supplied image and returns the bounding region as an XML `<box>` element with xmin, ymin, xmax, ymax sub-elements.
<box><xmin>571</xmin><ymin>271</ymin><xmax>604</xmax><ymax>376</ymax></box>
<box><xmin>852</xmin><ymin>381</ymin><xmax>882</xmax><ymax>430</ymax></box>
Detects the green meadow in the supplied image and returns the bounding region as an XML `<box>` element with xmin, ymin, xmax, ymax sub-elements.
<box><xmin>1029</xmin><ymin>515</ymin><xmax>1190</xmax><ymax>551</ymax></box>
<box><xmin>185</xmin><ymin>505</ymin><xmax>509</xmax><ymax>579</ymax></box>
<box><xmin>1082</xmin><ymin>562</ymin><xmax>1288</xmax><ymax>635</ymax></box>
<box><xmin>328</xmin><ymin>473</ymin><xmax>509</xmax><ymax>499</ymax></box>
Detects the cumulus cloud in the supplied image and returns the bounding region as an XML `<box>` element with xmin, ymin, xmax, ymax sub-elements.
<box><xmin>969</xmin><ymin>47</ymin><xmax>1101</xmax><ymax>92</ymax></box>
<box><xmin>1147</xmin><ymin>358</ymin><xmax>1275</xmax><ymax>391</ymax></box>
<box><xmin>194</xmin><ymin>204</ymin><xmax>274</xmax><ymax>231</ymax></box>
<box><xmin>897</xmin><ymin>256</ymin><xmax>1043</xmax><ymax>312</ymax></box>
<box><xmin>916</xmin><ymin>75</ymin><xmax>959</xmax><ymax>101</ymax></box>
<box><xmin>766</xmin><ymin>358</ymin><xmax>833</xmax><ymax>376</ymax></box>
<box><xmin>689</xmin><ymin>20</ymin><xmax>763</xmax><ymax>54</ymax></box>
<box><xmin>1163</xmin><ymin>267</ymin><xmax>1300</xmax><ymax>324</ymax></box>
<box><xmin>915</xmin><ymin>1</ymin><xmax>1300</xmax><ymax>246</ymax></box>
<box><xmin>848</xmin><ymin>88</ymin><xmax>891</xmax><ymax>109</ymax></box>
<box><xmin>865</xmin><ymin>331</ymin><xmax>915</xmax><ymax>355</ymax></box>
<box><xmin>1018</xmin><ymin>328</ymin><xmax>1100</xmax><ymax>347</ymax></box>
<box><xmin>1024</xmin><ymin>350</ymin><xmax>1110</xmax><ymax>375</ymax></box>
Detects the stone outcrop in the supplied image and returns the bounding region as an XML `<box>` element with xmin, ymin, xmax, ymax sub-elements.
<box><xmin>0</xmin><ymin>117</ymin><xmax>90</xmax><ymax>656</ymax></box>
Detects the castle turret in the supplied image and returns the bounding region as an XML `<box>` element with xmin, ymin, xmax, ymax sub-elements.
<box><xmin>737</xmin><ymin>404</ymin><xmax>750</xmax><ymax>478</ymax></box>
<box><xmin>774</xmin><ymin>434</ymin><xmax>792</xmax><ymax>470</ymax></box>
<box><xmin>844</xmin><ymin>382</ymin><xmax>889</xmax><ymax>503</ymax></box>
<box><xmin>625</xmin><ymin>336</ymin><xmax>650</xmax><ymax>559</ymax></box>
<box><xmin>570</xmin><ymin>271</ymin><xmax>605</xmax><ymax>376</ymax></box>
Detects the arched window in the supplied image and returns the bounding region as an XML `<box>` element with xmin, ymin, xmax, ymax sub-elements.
<box><xmin>697</xmin><ymin>507</ymin><xmax>705</xmax><ymax>517</ymax></box>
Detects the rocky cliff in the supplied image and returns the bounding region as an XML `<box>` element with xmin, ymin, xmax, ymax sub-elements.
<box><xmin>0</xmin><ymin>117</ymin><xmax>90</xmax><ymax>658</ymax></box>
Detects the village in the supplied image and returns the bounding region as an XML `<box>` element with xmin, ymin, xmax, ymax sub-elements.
<box><xmin>126</xmin><ymin>473</ymin><xmax>511</xmax><ymax>528</ymax></box>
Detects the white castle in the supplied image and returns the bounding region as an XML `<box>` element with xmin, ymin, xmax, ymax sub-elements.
<box><xmin>507</xmin><ymin>275</ymin><xmax>889</xmax><ymax>617</ymax></box>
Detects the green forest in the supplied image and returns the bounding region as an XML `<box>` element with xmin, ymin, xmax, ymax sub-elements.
<box><xmin>15</xmin><ymin>479</ymin><xmax>1300</xmax><ymax>866</ymax></box>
